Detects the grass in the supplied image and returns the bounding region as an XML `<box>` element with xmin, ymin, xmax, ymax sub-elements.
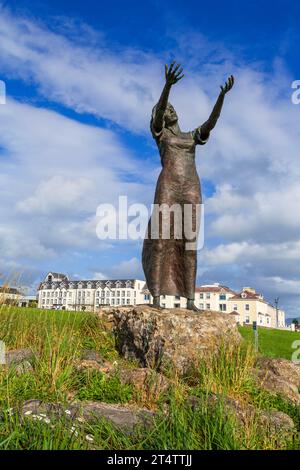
<box><xmin>0</xmin><ymin>305</ymin><xmax>299</xmax><ymax>450</ymax></box>
<box><xmin>239</xmin><ymin>325</ymin><xmax>300</xmax><ymax>360</ymax></box>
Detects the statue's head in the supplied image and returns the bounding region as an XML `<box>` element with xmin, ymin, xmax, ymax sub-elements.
<box><xmin>164</xmin><ymin>102</ymin><xmax>178</xmax><ymax>127</ymax></box>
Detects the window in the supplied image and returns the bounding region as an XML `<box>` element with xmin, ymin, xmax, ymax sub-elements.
<box><xmin>233</xmin><ymin>304</ymin><xmax>238</xmax><ymax>311</ymax></box>
<box><xmin>116</xmin><ymin>290</ymin><xmax>120</xmax><ymax>297</ymax></box>
<box><xmin>126</xmin><ymin>299</ymin><xmax>130</xmax><ymax>305</ymax></box>
<box><xmin>122</xmin><ymin>298</ymin><xmax>125</xmax><ymax>305</ymax></box>
<box><xmin>206</xmin><ymin>304</ymin><xmax>211</xmax><ymax>310</ymax></box>
<box><xmin>245</xmin><ymin>315</ymin><xmax>250</xmax><ymax>324</ymax></box>
<box><xmin>245</xmin><ymin>304</ymin><xmax>250</xmax><ymax>311</ymax></box>
<box><xmin>219</xmin><ymin>294</ymin><xmax>226</xmax><ymax>300</ymax></box>
<box><xmin>206</xmin><ymin>293</ymin><xmax>211</xmax><ymax>299</ymax></box>
<box><xmin>144</xmin><ymin>294</ymin><xmax>150</xmax><ymax>301</ymax></box>
<box><xmin>200</xmin><ymin>303</ymin><xmax>204</xmax><ymax>309</ymax></box>
<box><xmin>199</xmin><ymin>293</ymin><xmax>204</xmax><ymax>299</ymax></box>
<box><xmin>161</xmin><ymin>303</ymin><xmax>165</xmax><ymax>308</ymax></box>
<box><xmin>175</xmin><ymin>295</ymin><xmax>180</xmax><ymax>300</ymax></box>
<box><xmin>122</xmin><ymin>291</ymin><xmax>125</xmax><ymax>297</ymax></box>
<box><xmin>127</xmin><ymin>291</ymin><xmax>131</xmax><ymax>297</ymax></box>
<box><xmin>111</xmin><ymin>299</ymin><xmax>115</xmax><ymax>305</ymax></box>
<box><xmin>116</xmin><ymin>299</ymin><xmax>120</xmax><ymax>305</ymax></box>
<box><xmin>174</xmin><ymin>303</ymin><xmax>180</xmax><ymax>308</ymax></box>
<box><xmin>219</xmin><ymin>304</ymin><xmax>227</xmax><ymax>312</ymax></box>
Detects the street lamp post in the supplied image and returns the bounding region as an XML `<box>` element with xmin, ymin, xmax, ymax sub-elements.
<box><xmin>274</xmin><ymin>297</ymin><xmax>279</xmax><ymax>329</ymax></box>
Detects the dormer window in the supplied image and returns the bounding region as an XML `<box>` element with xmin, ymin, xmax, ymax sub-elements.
<box><xmin>47</xmin><ymin>274</ymin><xmax>53</xmax><ymax>282</ymax></box>
<box><xmin>241</xmin><ymin>293</ymin><xmax>247</xmax><ymax>299</ymax></box>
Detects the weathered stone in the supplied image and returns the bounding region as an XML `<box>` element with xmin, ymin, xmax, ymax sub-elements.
<box><xmin>75</xmin><ymin>359</ymin><xmax>111</xmax><ymax>373</ymax></box>
<box><xmin>117</xmin><ymin>368</ymin><xmax>171</xmax><ymax>396</ymax></box>
<box><xmin>81</xmin><ymin>349</ymin><xmax>105</xmax><ymax>363</ymax></box>
<box><xmin>253</xmin><ymin>357</ymin><xmax>300</xmax><ymax>404</ymax></box>
<box><xmin>15</xmin><ymin>360</ymin><xmax>34</xmax><ymax>376</ymax></box>
<box><xmin>255</xmin><ymin>357</ymin><xmax>300</xmax><ymax>387</ymax></box>
<box><xmin>111</xmin><ymin>306</ymin><xmax>241</xmax><ymax>374</ymax></box>
<box><xmin>75</xmin><ymin>349</ymin><xmax>113</xmax><ymax>373</ymax></box>
<box><xmin>186</xmin><ymin>394</ymin><xmax>295</xmax><ymax>439</ymax></box>
<box><xmin>77</xmin><ymin>401</ymin><xmax>155</xmax><ymax>431</ymax></box>
<box><xmin>19</xmin><ymin>399</ymin><xmax>155</xmax><ymax>433</ymax></box>
<box><xmin>5</xmin><ymin>348</ymin><xmax>35</xmax><ymax>366</ymax></box>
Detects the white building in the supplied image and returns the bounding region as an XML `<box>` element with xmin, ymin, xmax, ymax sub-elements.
<box><xmin>37</xmin><ymin>272</ymin><xmax>148</xmax><ymax>311</ymax></box>
<box><xmin>37</xmin><ymin>273</ymin><xmax>286</xmax><ymax>328</ymax></box>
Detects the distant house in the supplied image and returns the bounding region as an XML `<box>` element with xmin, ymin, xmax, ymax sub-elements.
<box><xmin>0</xmin><ymin>285</ymin><xmax>23</xmax><ymax>305</ymax></box>
<box><xmin>228</xmin><ymin>287</ymin><xmax>285</xmax><ymax>328</ymax></box>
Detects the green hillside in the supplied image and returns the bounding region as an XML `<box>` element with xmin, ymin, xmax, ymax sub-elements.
<box><xmin>239</xmin><ymin>325</ymin><xmax>300</xmax><ymax>360</ymax></box>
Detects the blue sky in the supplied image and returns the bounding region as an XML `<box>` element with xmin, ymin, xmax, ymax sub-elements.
<box><xmin>0</xmin><ymin>0</ymin><xmax>300</xmax><ymax>317</ymax></box>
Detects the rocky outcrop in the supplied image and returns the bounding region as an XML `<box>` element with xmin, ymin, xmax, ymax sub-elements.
<box><xmin>187</xmin><ymin>394</ymin><xmax>295</xmax><ymax>439</ymax></box>
<box><xmin>12</xmin><ymin>399</ymin><xmax>156</xmax><ymax>433</ymax></box>
<box><xmin>111</xmin><ymin>306</ymin><xmax>241</xmax><ymax>374</ymax></box>
<box><xmin>75</xmin><ymin>349</ymin><xmax>113</xmax><ymax>373</ymax></box>
<box><xmin>5</xmin><ymin>348</ymin><xmax>35</xmax><ymax>366</ymax></box>
<box><xmin>117</xmin><ymin>368</ymin><xmax>171</xmax><ymax>396</ymax></box>
<box><xmin>254</xmin><ymin>357</ymin><xmax>300</xmax><ymax>404</ymax></box>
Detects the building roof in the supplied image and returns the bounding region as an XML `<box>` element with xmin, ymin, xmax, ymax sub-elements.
<box><xmin>0</xmin><ymin>286</ymin><xmax>22</xmax><ymax>295</ymax></box>
<box><xmin>195</xmin><ymin>285</ymin><xmax>237</xmax><ymax>295</ymax></box>
<box><xmin>39</xmin><ymin>279</ymin><xmax>145</xmax><ymax>290</ymax></box>
<box><xmin>230</xmin><ymin>289</ymin><xmax>264</xmax><ymax>301</ymax></box>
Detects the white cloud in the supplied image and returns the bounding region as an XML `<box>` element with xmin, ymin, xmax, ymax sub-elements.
<box><xmin>0</xmin><ymin>6</ymin><xmax>300</xmax><ymax>316</ymax></box>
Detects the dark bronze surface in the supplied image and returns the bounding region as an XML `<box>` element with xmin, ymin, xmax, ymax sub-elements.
<box><xmin>142</xmin><ymin>62</ymin><xmax>234</xmax><ymax>309</ymax></box>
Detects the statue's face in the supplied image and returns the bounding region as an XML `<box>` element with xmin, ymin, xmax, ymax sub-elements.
<box><xmin>164</xmin><ymin>104</ymin><xmax>178</xmax><ymax>126</ymax></box>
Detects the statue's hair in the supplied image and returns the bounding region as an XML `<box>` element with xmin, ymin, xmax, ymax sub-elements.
<box><xmin>150</xmin><ymin>102</ymin><xmax>174</xmax><ymax>136</ymax></box>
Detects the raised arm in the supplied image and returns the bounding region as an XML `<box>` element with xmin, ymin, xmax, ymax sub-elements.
<box><xmin>200</xmin><ymin>75</ymin><xmax>234</xmax><ymax>141</ymax></box>
<box><xmin>152</xmin><ymin>62</ymin><xmax>184</xmax><ymax>133</ymax></box>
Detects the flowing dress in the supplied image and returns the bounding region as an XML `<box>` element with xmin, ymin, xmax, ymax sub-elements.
<box><xmin>142</xmin><ymin>116</ymin><xmax>208</xmax><ymax>299</ymax></box>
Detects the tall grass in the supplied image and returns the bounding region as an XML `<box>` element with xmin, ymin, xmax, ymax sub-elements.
<box><xmin>0</xmin><ymin>306</ymin><xmax>299</xmax><ymax>450</ymax></box>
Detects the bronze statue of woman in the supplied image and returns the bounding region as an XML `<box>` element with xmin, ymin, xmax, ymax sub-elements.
<box><xmin>142</xmin><ymin>62</ymin><xmax>234</xmax><ymax>310</ymax></box>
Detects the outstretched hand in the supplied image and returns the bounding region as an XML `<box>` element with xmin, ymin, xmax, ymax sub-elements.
<box><xmin>165</xmin><ymin>62</ymin><xmax>184</xmax><ymax>86</ymax></box>
<box><xmin>220</xmin><ymin>75</ymin><xmax>234</xmax><ymax>95</ymax></box>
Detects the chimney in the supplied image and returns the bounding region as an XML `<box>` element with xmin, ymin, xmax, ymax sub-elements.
<box><xmin>242</xmin><ymin>287</ymin><xmax>256</xmax><ymax>294</ymax></box>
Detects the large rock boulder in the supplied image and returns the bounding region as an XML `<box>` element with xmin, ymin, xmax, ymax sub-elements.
<box><xmin>253</xmin><ymin>357</ymin><xmax>300</xmax><ymax>404</ymax></box>
<box><xmin>111</xmin><ymin>306</ymin><xmax>241</xmax><ymax>374</ymax></box>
